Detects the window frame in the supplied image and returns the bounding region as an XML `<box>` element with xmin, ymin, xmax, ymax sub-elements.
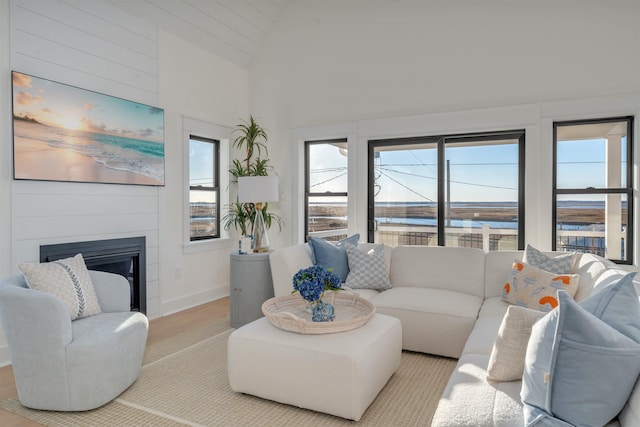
<box><xmin>304</xmin><ymin>138</ymin><xmax>348</xmax><ymax>241</ymax></box>
<box><xmin>182</xmin><ymin>116</ymin><xmax>231</xmax><ymax>253</ymax></box>
<box><xmin>188</xmin><ymin>135</ymin><xmax>220</xmax><ymax>242</ymax></box>
<box><xmin>552</xmin><ymin>116</ymin><xmax>634</xmax><ymax>264</ymax></box>
<box><xmin>367</xmin><ymin>129</ymin><xmax>526</xmax><ymax>249</ymax></box>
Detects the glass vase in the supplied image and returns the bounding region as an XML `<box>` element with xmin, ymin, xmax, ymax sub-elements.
<box><xmin>311</xmin><ymin>300</ymin><xmax>335</xmax><ymax>322</ymax></box>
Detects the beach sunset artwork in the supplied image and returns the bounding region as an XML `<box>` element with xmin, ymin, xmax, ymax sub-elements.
<box><xmin>12</xmin><ymin>71</ymin><xmax>165</xmax><ymax>186</ymax></box>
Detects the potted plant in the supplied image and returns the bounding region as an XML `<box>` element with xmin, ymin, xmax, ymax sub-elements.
<box><xmin>222</xmin><ymin>116</ymin><xmax>283</xmax><ymax>239</ymax></box>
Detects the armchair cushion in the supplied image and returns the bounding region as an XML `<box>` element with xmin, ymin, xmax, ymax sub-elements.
<box><xmin>18</xmin><ymin>253</ymin><xmax>102</xmax><ymax>320</ymax></box>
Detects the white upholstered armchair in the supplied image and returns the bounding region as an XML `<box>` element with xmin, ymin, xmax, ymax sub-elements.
<box><xmin>0</xmin><ymin>270</ymin><xmax>148</xmax><ymax>411</ymax></box>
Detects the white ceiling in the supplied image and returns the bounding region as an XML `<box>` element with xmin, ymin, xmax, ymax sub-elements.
<box><xmin>108</xmin><ymin>0</ymin><xmax>289</xmax><ymax>67</ymax></box>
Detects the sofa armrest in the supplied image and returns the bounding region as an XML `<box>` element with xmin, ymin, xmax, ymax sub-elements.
<box><xmin>0</xmin><ymin>285</ymin><xmax>72</xmax><ymax>363</ymax></box>
<box><xmin>89</xmin><ymin>270</ymin><xmax>131</xmax><ymax>313</ymax></box>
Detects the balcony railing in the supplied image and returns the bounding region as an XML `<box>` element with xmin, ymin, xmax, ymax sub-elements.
<box><xmin>309</xmin><ymin>224</ymin><xmax>612</xmax><ymax>256</ymax></box>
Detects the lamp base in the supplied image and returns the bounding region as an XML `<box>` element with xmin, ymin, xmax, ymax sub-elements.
<box><xmin>252</xmin><ymin>204</ymin><xmax>270</xmax><ymax>253</ymax></box>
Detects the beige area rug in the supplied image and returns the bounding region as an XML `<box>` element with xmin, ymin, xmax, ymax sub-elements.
<box><xmin>0</xmin><ymin>314</ymin><xmax>456</xmax><ymax>426</ymax></box>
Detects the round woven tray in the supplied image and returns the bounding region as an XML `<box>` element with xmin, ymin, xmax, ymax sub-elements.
<box><xmin>261</xmin><ymin>291</ymin><xmax>376</xmax><ymax>334</ymax></box>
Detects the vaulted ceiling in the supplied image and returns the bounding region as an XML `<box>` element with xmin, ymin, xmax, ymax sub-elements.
<box><xmin>108</xmin><ymin>0</ymin><xmax>289</xmax><ymax>67</ymax></box>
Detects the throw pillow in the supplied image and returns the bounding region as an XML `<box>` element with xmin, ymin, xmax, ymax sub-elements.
<box><xmin>579</xmin><ymin>271</ymin><xmax>640</xmax><ymax>341</ymax></box>
<box><xmin>522</xmin><ymin>244</ymin><xmax>576</xmax><ymax>274</ymax></box>
<box><xmin>486</xmin><ymin>305</ymin><xmax>545</xmax><ymax>383</ymax></box>
<box><xmin>308</xmin><ymin>234</ymin><xmax>359</xmax><ymax>282</ymax></box>
<box><xmin>502</xmin><ymin>260</ymin><xmax>579</xmax><ymax>312</ymax></box>
<box><xmin>344</xmin><ymin>243</ymin><xmax>392</xmax><ymax>290</ymax></box>
<box><xmin>18</xmin><ymin>253</ymin><xmax>102</xmax><ymax>320</ymax></box>
<box><xmin>521</xmin><ymin>291</ymin><xmax>640</xmax><ymax>427</ymax></box>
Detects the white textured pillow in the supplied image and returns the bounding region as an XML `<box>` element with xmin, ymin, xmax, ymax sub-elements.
<box><xmin>486</xmin><ymin>305</ymin><xmax>545</xmax><ymax>382</ymax></box>
<box><xmin>344</xmin><ymin>243</ymin><xmax>392</xmax><ymax>290</ymax></box>
<box><xmin>18</xmin><ymin>253</ymin><xmax>102</xmax><ymax>320</ymax></box>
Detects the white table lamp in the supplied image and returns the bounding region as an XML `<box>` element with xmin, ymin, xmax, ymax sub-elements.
<box><xmin>238</xmin><ymin>176</ymin><xmax>279</xmax><ymax>253</ymax></box>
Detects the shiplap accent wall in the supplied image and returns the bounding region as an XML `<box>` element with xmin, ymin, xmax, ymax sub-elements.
<box><xmin>10</xmin><ymin>0</ymin><xmax>162</xmax><ymax>317</ymax></box>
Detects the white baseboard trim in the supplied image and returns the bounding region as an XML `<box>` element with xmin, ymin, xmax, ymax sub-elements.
<box><xmin>160</xmin><ymin>284</ymin><xmax>229</xmax><ymax>317</ymax></box>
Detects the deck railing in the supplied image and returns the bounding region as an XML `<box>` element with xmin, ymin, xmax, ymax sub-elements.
<box><xmin>309</xmin><ymin>224</ymin><xmax>611</xmax><ymax>256</ymax></box>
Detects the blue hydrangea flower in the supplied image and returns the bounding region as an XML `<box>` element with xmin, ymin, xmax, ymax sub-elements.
<box><xmin>292</xmin><ymin>265</ymin><xmax>342</xmax><ymax>302</ymax></box>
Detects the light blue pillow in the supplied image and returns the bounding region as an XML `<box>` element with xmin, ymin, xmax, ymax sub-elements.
<box><xmin>580</xmin><ymin>272</ymin><xmax>639</xmax><ymax>341</ymax></box>
<box><xmin>521</xmin><ymin>290</ymin><xmax>640</xmax><ymax>427</ymax></box>
<box><xmin>308</xmin><ymin>234</ymin><xmax>359</xmax><ymax>282</ymax></box>
<box><xmin>523</xmin><ymin>244</ymin><xmax>576</xmax><ymax>274</ymax></box>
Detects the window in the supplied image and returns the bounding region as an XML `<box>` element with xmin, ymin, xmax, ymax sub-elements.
<box><xmin>553</xmin><ymin>117</ymin><xmax>633</xmax><ymax>263</ymax></box>
<box><xmin>189</xmin><ymin>136</ymin><xmax>220</xmax><ymax>241</ymax></box>
<box><xmin>368</xmin><ymin>130</ymin><xmax>525</xmax><ymax>251</ymax></box>
<box><xmin>305</xmin><ymin>139</ymin><xmax>348</xmax><ymax>241</ymax></box>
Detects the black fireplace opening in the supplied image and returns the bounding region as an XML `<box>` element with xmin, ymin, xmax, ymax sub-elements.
<box><xmin>40</xmin><ymin>237</ymin><xmax>146</xmax><ymax>314</ymax></box>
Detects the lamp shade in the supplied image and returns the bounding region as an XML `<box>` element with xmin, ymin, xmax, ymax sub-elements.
<box><xmin>237</xmin><ymin>176</ymin><xmax>279</xmax><ymax>203</ymax></box>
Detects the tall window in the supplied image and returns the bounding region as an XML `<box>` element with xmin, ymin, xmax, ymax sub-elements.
<box><xmin>368</xmin><ymin>130</ymin><xmax>525</xmax><ymax>250</ymax></box>
<box><xmin>553</xmin><ymin>117</ymin><xmax>633</xmax><ymax>263</ymax></box>
<box><xmin>305</xmin><ymin>139</ymin><xmax>348</xmax><ymax>241</ymax></box>
<box><xmin>189</xmin><ymin>136</ymin><xmax>220</xmax><ymax>241</ymax></box>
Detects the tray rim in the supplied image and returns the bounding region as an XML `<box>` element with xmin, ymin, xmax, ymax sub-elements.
<box><xmin>261</xmin><ymin>291</ymin><xmax>376</xmax><ymax>334</ymax></box>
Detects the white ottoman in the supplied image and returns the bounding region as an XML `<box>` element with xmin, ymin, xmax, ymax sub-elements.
<box><xmin>227</xmin><ymin>314</ymin><xmax>402</xmax><ymax>421</ymax></box>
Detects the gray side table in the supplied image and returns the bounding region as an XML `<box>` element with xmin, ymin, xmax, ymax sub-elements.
<box><xmin>230</xmin><ymin>252</ymin><xmax>275</xmax><ymax>328</ymax></box>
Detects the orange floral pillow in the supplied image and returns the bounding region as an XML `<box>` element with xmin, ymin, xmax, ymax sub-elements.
<box><xmin>502</xmin><ymin>261</ymin><xmax>580</xmax><ymax>312</ymax></box>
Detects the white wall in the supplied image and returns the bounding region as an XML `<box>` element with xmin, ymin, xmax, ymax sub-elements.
<box><xmin>156</xmin><ymin>30</ymin><xmax>248</xmax><ymax>314</ymax></box>
<box><xmin>250</xmin><ymin>0</ymin><xmax>640</xmax><ymax>254</ymax></box>
<box><xmin>0</xmin><ymin>0</ymin><xmax>11</xmax><ymax>278</ymax></box>
<box><xmin>0</xmin><ymin>0</ymin><xmax>248</xmax><ymax>366</ymax></box>
<box><xmin>9</xmin><ymin>0</ymin><xmax>163</xmax><ymax>318</ymax></box>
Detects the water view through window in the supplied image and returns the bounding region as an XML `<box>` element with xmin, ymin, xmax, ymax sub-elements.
<box><xmin>189</xmin><ymin>136</ymin><xmax>219</xmax><ymax>241</ymax></box>
<box><xmin>306</xmin><ymin>139</ymin><xmax>348</xmax><ymax>241</ymax></box>
<box><xmin>370</xmin><ymin>133</ymin><xmax>523</xmax><ymax>250</ymax></box>
<box><xmin>554</xmin><ymin>117</ymin><xmax>633</xmax><ymax>262</ymax></box>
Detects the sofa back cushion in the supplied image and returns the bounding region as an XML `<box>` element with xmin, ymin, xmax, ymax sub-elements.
<box><xmin>484</xmin><ymin>251</ymin><xmax>524</xmax><ymax>298</ymax></box>
<box><xmin>389</xmin><ymin>246</ymin><xmax>485</xmax><ymax>298</ymax></box>
<box><xmin>485</xmin><ymin>250</ymin><xmax>615</xmax><ymax>302</ymax></box>
<box><xmin>572</xmin><ymin>252</ymin><xmax>615</xmax><ymax>302</ymax></box>
<box><xmin>269</xmin><ymin>244</ymin><xmax>314</xmax><ymax>297</ymax></box>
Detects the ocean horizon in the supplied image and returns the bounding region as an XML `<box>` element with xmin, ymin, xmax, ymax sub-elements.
<box><xmin>14</xmin><ymin>120</ymin><xmax>164</xmax><ymax>183</ymax></box>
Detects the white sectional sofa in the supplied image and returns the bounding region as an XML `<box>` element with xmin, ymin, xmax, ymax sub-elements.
<box><xmin>269</xmin><ymin>242</ymin><xmax>640</xmax><ymax>426</ymax></box>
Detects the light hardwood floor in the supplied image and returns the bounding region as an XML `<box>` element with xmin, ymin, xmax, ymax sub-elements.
<box><xmin>0</xmin><ymin>297</ymin><xmax>231</xmax><ymax>426</ymax></box>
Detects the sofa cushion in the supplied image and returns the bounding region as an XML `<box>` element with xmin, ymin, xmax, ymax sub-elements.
<box><xmin>521</xmin><ymin>291</ymin><xmax>640</xmax><ymax>427</ymax></box>
<box><xmin>620</xmin><ymin>381</ymin><xmax>640</xmax><ymax>427</ymax></box>
<box><xmin>389</xmin><ymin>246</ymin><xmax>485</xmax><ymax>298</ymax></box>
<box><xmin>572</xmin><ymin>252</ymin><xmax>614</xmax><ymax>302</ymax></box>
<box><xmin>18</xmin><ymin>254</ymin><xmax>102</xmax><ymax>320</ymax></box>
<box><xmin>372</xmin><ymin>287</ymin><xmax>482</xmax><ymax>358</ymax></box>
<box><xmin>461</xmin><ymin>315</ymin><xmax>505</xmax><ymax>357</ymax></box>
<box><xmin>486</xmin><ymin>305</ymin><xmax>545</xmax><ymax>382</ymax></box>
<box><xmin>269</xmin><ymin>244</ymin><xmax>314</xmax><ymax>297</ymax></box>
<box><xmin>502</xmin><ymin>261</ymin><xmax>579</xmax><ymax>311</ymax></box>
<box><xmin>484</xmin><ymin>250</ymin><xmax>523</xmax><ymax>298</ymax></box>
<box><xmin>308</xmin><ymin>234</ymin><xmax>359</xmax><ymax>282</ymax></box>
<box><xmin>477</xmin><ymin>296</ymin><xmax>511</xmax><ymax>318</ymax></box>
<box><xmin>522</xmin><ymin>244</ymin><xmax>576</xmax><ymax>274</ymax></box>
<box><xmin>432</xmin><ymin>353</ymin><xmax>524</xmax><ymax>427</ymax></box>
<box><xmin>344</xmin><ymin>243</ymin><xmax>391</xmax><ymax>290</ymax></box>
